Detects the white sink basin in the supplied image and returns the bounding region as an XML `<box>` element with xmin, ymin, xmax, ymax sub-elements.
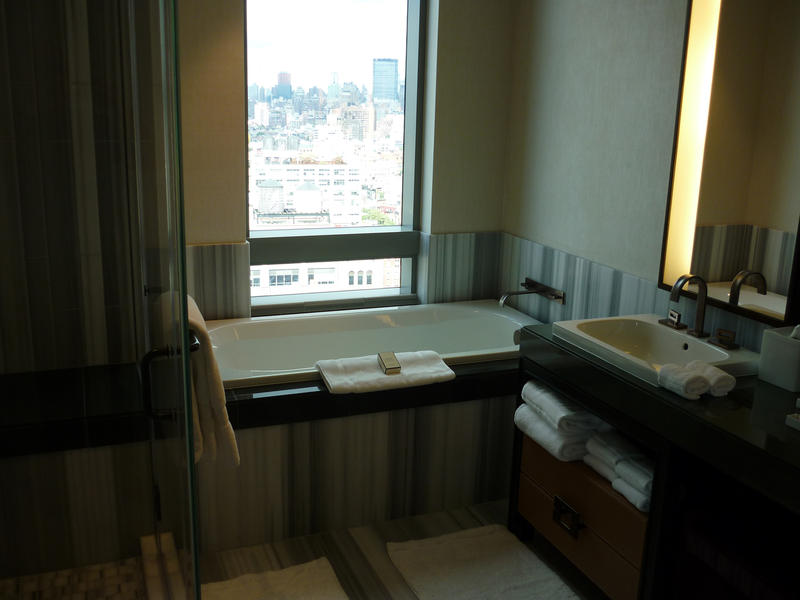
<box><xmin>552</xmin><ymin>314</ymin><xmax>759</xmax><ymax>386</ymax></box>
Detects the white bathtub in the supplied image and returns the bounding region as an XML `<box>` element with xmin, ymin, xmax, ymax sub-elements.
<box><xmin>207</xmin><ymin>300</ymin><xmax>540</xmax><ymax>388</ymax></box>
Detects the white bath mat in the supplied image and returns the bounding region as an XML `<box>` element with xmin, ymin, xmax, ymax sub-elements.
<box><xmin>200</xmin><ymin>557</ymin><xmax>348</xmax><ymax>600</ymax></box>
<box><xmin>387</xmin><ymin>524</ymin><xmax>578</xmax><ymax>600</ymax></box>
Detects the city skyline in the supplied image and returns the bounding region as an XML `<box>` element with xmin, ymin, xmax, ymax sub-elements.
<box><xmin>247</xmin><ymin>65</ymin><xmax>403</xmax><ymax>100</ymax></box>
<box><xmin>247</xmin><ymin>0</ymin><xmax>407</xmax><ymax>91</ymax></box>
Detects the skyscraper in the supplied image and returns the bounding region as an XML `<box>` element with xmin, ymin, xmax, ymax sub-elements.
<box><xmin>373</xmin><ymin>58</ymin><xmax>398</xmax><ymax>101</ymax></box>
<box><xmin>274</xmin><ymin>72</ymin><xmax>292</xmax><ymax>99</ymax></box>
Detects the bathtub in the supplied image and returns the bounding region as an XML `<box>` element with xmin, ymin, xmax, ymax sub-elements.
<box><xmin>207</xmin><ymin>300</ymin><xmax>540</xmax><ymax>388</ymax></box>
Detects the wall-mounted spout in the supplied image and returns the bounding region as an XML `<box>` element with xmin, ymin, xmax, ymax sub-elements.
<box><xmin>729</xmin><ymin>270</ymin><xmax>767</xmax><ymax>306</ymax></box>
<box><xmin>499</xmin><ymin>278</ymin><xmax>565</xmax><ymax>307</ymax></box>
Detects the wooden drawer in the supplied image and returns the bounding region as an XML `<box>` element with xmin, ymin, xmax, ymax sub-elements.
<box><xmin>519</xmin><ymin>472</ymin><xmax>641</xmax><ymax>600</ymax></box>
<box><xmin>520</xmin><ymin>434</ymin><xmax>648</xmax><ymax>568</ymax></box>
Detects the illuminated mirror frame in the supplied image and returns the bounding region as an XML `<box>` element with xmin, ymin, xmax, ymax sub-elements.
<box><xmin>659</xmin><ymin>0</ymin><xmax>800</xmax><ymax>326</ymax></box>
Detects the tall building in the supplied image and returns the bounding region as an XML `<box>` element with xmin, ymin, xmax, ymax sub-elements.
<box><xmin>274</xmin><ymin>72</ymin><xmax>292</xmax><ymax>99</ymax></box>
<box><xmin>373</xmin><ymin>58</ymin><xmax>398</xmax><ymax>101</ymax></box>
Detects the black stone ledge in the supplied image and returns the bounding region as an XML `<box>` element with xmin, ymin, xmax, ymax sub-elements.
<box><xmin>226</xmin><ymin>359</ymin><xmax>522</xmax><ymax>429</ymax></box>
<box><xmin>520</xmin><ymin>324</ymin><xmax>800</xmax><ymax>516</ymax></box>
<box><xmin>0</xmin><ymin>360</ymin><xmax>521</xmax><ymax>457</ymax></box>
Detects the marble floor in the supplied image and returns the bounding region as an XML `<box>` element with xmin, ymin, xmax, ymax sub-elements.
<box><xmin>0</xmin><ymin>557</ymin><xmax>146</xmax><ymax>600</ymax></box>
<box><xmin>198</xmin><ymin>500</ymin><xmax>607</xmax><ymax>599</ymax></box>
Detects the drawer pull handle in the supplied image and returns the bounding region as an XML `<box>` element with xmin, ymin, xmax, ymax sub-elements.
<box><xmin>553</xmin><ymin>495</ymin><xmax>585</xmax><ymax>539</ymax></box>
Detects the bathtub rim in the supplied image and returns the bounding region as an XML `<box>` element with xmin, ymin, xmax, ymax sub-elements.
<box><xmin>206</xmin><ymin>300</ymin><xmax>539</xmax><ymax>389</ymax></box>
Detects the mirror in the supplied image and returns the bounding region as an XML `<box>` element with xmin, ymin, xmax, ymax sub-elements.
<box><xmin>661</xmin><ymin>0</ymin><xmax>800</xmax><ymax>325</ymax></box>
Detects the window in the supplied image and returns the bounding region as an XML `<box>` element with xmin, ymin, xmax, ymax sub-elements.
<box><xmin>269</xmin><ymin>269</ymin><xmax>299</xmax><ymax>286</ymax></box>
<box><xmin>246</xmin><ymin>0</ymin><xmax>423</xmax><ymax>312</ymax></box>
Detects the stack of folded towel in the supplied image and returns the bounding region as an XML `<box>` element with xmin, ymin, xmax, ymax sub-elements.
<box><xmin>514</xmin><ymin>381</ymin><xmax>608</xmax><ymax>462</ymax></box>
<box><xmin>584</xmin><ymin>430</ymin><xmax>653</xmax><ymax>512</ymax></box>
<box><xmin>657</xmin><ymin>360</ymin><xmax>736</xmax><ymax>399</ymax></box>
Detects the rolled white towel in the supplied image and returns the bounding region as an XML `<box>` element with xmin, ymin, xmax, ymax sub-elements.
<box><xmin>587</xmin><ymin>430</ymin><xmax>644</xmax><ymax>466</ymax></box>
<box><xmin>514</xmin><ymin>404</ymin><xmax>589</xmax><ymax>462</ymax></box>
<box><xmin>612</xmin><ymin>478</ymin><xmax>650</xmax><ymax>512</ymax></box>
<box><xmin>615</xmin><ymin>457</ymin><xmax>655</xmax><ymax>495</ymax></box>
<box><xmin>685</xmin><ymin>360</ymin><xmax>736</xmax><ymax>397</ymax></box>
<box><xmin>583</xmin><ymin>453</ymin><xmax>616</xmax><ymax>483</ymax></box>
<box><xmin>657</xmin><ymin>363</ymin><xmax>710</xmax><ymax>399</ymax></box>
<box><xmin>521</xmin><ymin>381</ymin><xmax>605</xmax><ymax>434</ymax></box>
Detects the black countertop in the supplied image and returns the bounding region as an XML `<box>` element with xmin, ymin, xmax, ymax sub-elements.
<box><xmin>520</xmin><ymin>324</ymin><xmax>800</xmax><ymax>515</ymax></box>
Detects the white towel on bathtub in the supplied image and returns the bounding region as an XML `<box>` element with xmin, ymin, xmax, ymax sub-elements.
<box><xmin>316</xmin><ymin>351</ymin><xmax>455</xmax><ymax>394</ymax></box>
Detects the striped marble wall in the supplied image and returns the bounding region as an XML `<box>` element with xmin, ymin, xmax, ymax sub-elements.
<box><xmin>692</xmin><ymin>224</ymin><xmax>797</xmax><ymax>296</ymax></box>
<box><xmin>418</xmin><ymin>231</ymin><xmax>771</xmax><ymax>351</ymax></box>
<box><xmin>0</xmin><ymin>443</ymin><xmax>154</xmax><ymax>577</ymax></box>
<box><xmin>194</xmin><ymin>395</ymin><xmax>516</xmax><ymax>553</ymax></box>
<box><xmin>497</xmin><ymin>232</ymin><xmax>771</xmax><ymax>351</ymax></box>
<box><xmin>416</xmin><ymin>232</ymin><xmax>500</xmax><ymax>304</ymax></box>
<box><xmin>185</xmin><ymin>243</ymin><xmax>251</xmax><ymax>320</ymax></box>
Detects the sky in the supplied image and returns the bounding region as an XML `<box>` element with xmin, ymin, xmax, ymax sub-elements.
<box><xmin>247</xmin><ymin>0</ymin><xmax>407</xmax><ymax>92</ymax></box>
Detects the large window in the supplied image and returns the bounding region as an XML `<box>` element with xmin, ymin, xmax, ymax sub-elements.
<box><xmin>246</xmin><ymin>0</ymin><xmax>422</xmax><ymax>310</ymax></box>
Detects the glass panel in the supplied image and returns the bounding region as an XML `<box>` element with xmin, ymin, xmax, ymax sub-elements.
<box><xmin>246</xmin><ymin>0</ymin><xmax>409</xmax><ymax>232</ymax></box>
<box><xmin>0</xmin><ymin>0</ymin><xmax>196</xmax><ymax>597</ymax></box>
<box><xmin>251</xmin><ymin>259</ymin><xmax>402</xmax><ymax>296</ymax></box>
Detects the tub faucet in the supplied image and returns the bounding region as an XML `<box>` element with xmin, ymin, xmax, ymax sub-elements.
<box><xmin>499</xmin><ymin>278</ymin><xmax>565</xmax><ymax>307</ymax></box>
<box><xmin>667</xmin><ymin>274</ymin><xmax>708</xmax><ymax>338</ymax></box>
<box><xmin>729</xmin><ymin>270</ymin><xmax>767</xmax><ymax>306</ymax></box>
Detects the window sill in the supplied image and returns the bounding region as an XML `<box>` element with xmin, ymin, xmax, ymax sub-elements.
<box><xmin>250</xmin><ymin>288</ymin><xmax>419</xmax><ymax>317</ymax></box>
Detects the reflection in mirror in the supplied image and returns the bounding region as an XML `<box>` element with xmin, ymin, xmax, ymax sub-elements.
<box><xmin>663</xmin><ymin>0</ymin><xmax>800</xmax><ymax>323</ymax></box>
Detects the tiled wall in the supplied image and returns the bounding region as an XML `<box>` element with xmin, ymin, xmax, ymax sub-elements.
<box><xmin>194</xmin><ymin>395</ymin><xmax>516</xmax><ymax>553</ymax></box>
<box><xmin>421</xmin><ymin>231</ymin><xmax>772</xmax><ymax>351</ymax></box>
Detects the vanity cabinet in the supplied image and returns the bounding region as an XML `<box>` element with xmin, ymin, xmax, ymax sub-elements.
<box><xmin>518</xmin><ymin>435</ymin><xmax>646</xmax><ymax>600</ymax></box>
<box><xmin>511</xmin><ymin>324</ymin><xmax>800</xmax><ymax>600</ymax></box>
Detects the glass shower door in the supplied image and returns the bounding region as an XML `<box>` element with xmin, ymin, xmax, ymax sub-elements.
<box><xmin>128</xmin><ymin>0</ymin><xmax>200</xmax><ymax>597</ymax></box>
<box><xmin>0</xmin><ymin>0</ymin><xmax>198</xmax><ymax>597</ymax></box>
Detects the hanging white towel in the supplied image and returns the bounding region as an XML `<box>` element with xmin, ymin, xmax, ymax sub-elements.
<box><xmin>316</xmin><ymin>351</ymin><xmax>455</xmax><ymax>394</ymax></box>
<box><xmin>657</xmin><ymin>363</ymin><xmax>709</xmax><ymax>399</ymax></box>
<box><xmin>187</xmin><ymin>296</ymin><xmax>240</xmax><ymax>466</ymax></box>
<box><xmin>586</xmin><ymin>430</ymin><xmax>643</xmax><ymax>467</ymax></box>
<box><xmin>615</xmin><ymin>457</ymin><xmax>655</xmax><ymax>495</ymax></box>
<box><xmin>521</xmin><ymin>381</ymin><xmax>605</xmax><ymax>434</ymax></box>
<box><xmin>686</xmin><ymin>360</ymin><xmax>736</xmax><ymax>397</ymax></box>
<box><xmin>514</xmin><ymin>405</ymin><xmax>589</xmax><ymax>462</ymax></box>
<box><xmin>612</xmin><ymin>478</ymin><xmax>650</xmax><ymax>512</ymax></box>
<box><xmin>583</xmin><ymin>453</ymin><xmax>616</xmax><ymax>483</ymax></box>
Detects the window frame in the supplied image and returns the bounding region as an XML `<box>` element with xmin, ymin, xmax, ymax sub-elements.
<box><xmin>245</xmin><ymin>0</ymin><xmax>426</xmax><ymax>315</ymax></box>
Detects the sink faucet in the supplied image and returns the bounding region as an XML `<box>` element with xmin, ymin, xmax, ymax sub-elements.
<box><xmin>729</xmin><ymin>270</ymin><xmax>767</xmax><ymax>305</ymax></box>
<box><xmin>668</xmin><ymin>274</ymin><xmax>709</xmax><ymax>338</ymax></box>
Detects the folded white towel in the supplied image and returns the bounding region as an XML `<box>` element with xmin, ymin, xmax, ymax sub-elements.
<box><xmin>316</xmin><ymin>351</ymin><xmax>455</xmax><ymax>394</ymax></box>
<box><xmin>583</xmin><ymin>453</ymin><xmax>616</xmax><ymax>482</ymax></box>
<box><xmin>657</xmin><ymin>363</ymin><xmax>710</xmax><ymax>399</ymax></box>
<box><xmin>586</xmin><ymin>430</ymin><xmax>643</xmax><ymax>467</ymax></box>
<box><xmin>615</xmin><ymin>457</ymin><xmax>655</xmax><ymax>495</ymax></box>
<box><xmin>521</xmin><ymin>381</ymin><xmax>605</xmax><ymax>434</ymax></box>
<box><xmin>187</xmin><ymin>296</ymin><xmax>240</xmax><ymax>466</ymax></box>
<box><xmin>686</xmin><ymin>360</ymin><xmax>736</xmax><ymax>397</ymax></box>
<box><xmin>514</xmin><ymin>405</ymin><xmax>589</xmax><ymax>462</ymax></box>
<box><xmin>612</xmin><ymin>478</ymin><xmax>650</xmax><ymax>512</ymax></box>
